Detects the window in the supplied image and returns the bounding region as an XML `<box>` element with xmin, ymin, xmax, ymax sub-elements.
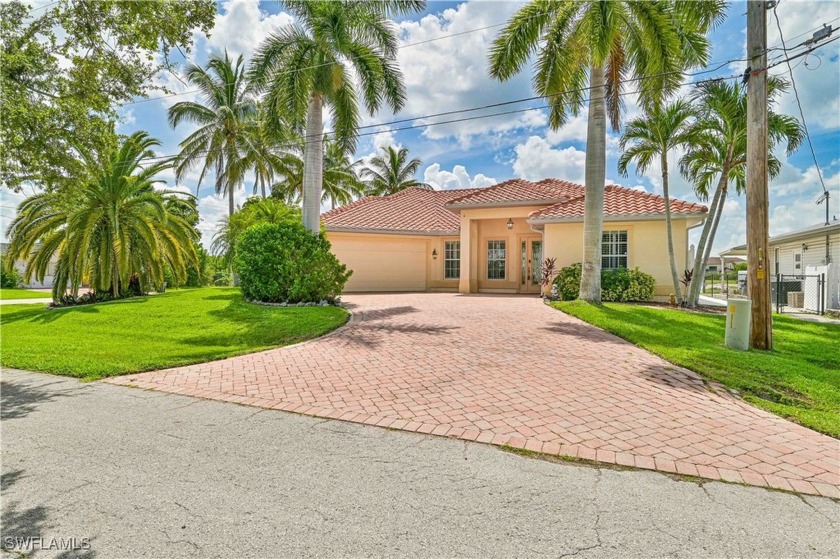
<box><xmin>444</xmin><ymin>241</ymin><xmax>460</xmax><ymax>279</ymax></box>
<box><xmin>601</xmin><ymin>230</ymin><xmax>628</xmax><ymax>269</ymax></box>
<box><xmin>794</xmin><ymin>251</ymin><xmax>802</xmax><ymax>271</ymax></box>
<box><xmin>487</xmin><ymin>240</ymin><xmax>506</xmax><ymax>280</ymax></box>
<box><xmin>774</xmin><ymin>248</ymin><xmax>780</xmax><ymax>275</ymax></box>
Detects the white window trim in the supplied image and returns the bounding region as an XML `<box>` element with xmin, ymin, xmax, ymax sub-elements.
<box><xmin>486</xmin><ymin>239</ymin><xmax>507</xmax><ymax>281</ymax></box>
<box><xmin>601</xmin><ymin>230</ymin><xmax>629</xmax><ymax>270</ymax></box>
<box><xmin>444</xmin><ymin>240</ymin><xmax>460</xmax><ymax>280</ymax></box>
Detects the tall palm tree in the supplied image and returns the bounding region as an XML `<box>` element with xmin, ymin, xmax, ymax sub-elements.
<box><xmin>681</xmin><ymin>78</ymin><xmax>803</xmax><ymax>306</ymax></box>
<box><xmin>249</xmin><ymin>0</ymin><xmax>426</xmax><ymax>233</ymax></box>
<box><xmin>168</xmin><ymin>51</ymin><xmax>256</xmax><ymax>217</ymax></box>
<box><xmin>362</xmin><ymin>145</ymin><xmax>430</xmax><ymax>196</ymax></box>
<box><xmin>618</xmin><ymin>99</ymin><xmax>697</xmax><ymax>304</ymax></box>
<box><xmin>4</xmin><ymin>132</ymin><xmax>198</xmax><ymax>300</ymax></box>
<box><xmin>489</xmin><ymin>0</ymin><xmax>725</xmax><ymax>302</ymax></box>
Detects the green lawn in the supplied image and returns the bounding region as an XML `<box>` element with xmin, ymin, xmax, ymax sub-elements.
<box><xmin>0</xmin><ymin>288</ymin><xmax>52</xmax><ymax>300</ymax></box>
<box><xmin>552</xmin><ymin>301</ymin><xmax>840</xmax><ymax>438</ymax></box>
<box><xmin>0</xmin><ymin>287</ymin><xmax>348</xmax><ymax>380</ymax></box>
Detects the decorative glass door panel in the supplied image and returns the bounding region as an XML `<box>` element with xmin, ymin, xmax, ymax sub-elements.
<box><xmin>531</xmin><ymin>241</ymin><xmax>542</xmax><ymax>286</ymax></box>
<box><xmin>520</xmin><ymin>237</ymin><xmax>543</xmax><ymax>293</ymax></box>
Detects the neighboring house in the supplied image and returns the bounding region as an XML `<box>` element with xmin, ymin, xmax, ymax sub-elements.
<box><xmin>322</xmin><ymin>178</ymin><xmax>707</xmax><ymax>299</ymax></box>
<box><xmin>721</xmin><ymin>220</ymin><xmax>840</xmax><ymax>310</ymax></box>
<box><xmin>0</xmin><ymin>242</ymin><xmax>56</xmax><ymax>289</ymax></box>
<box><xmin>705</xmin><ymin>255</ymin><xmax>747</xmax><ymax>274</ymax></box>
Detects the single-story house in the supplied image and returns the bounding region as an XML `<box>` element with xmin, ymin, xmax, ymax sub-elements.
<box><xmin>0</xmin><ymin>242</ymin><xmax>56</xmax><ymax>289</ymax></box>
<box><xmin>721</xmin><ymin>220</ymin><xmax>839</xmax><ymax>310</ymax></box>
<box><xmin>322</xmin><ymin>178</ymin><xmax>707</xmax><ymax>299</ymax></box>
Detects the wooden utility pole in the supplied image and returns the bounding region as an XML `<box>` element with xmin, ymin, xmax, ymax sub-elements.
<box><xmin>746</xmin><ymin>1</ymin><xmax>772</xmax><ymax>349</ymax></box>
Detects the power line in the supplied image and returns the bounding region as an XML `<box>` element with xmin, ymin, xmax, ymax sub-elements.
<box><xmin>772</xmin><ymin>3</ymin><xmax>828</xmax><ymax>195</ymax></box>
<box><xmin>142</xmin><ymin>71</ymin><xmax>746</xmax><ymax>164</ymax></box>
<box><xmin>125</xmin><ymin>14</ymin><xmax>838</xmax><ymax>109</ymax></box>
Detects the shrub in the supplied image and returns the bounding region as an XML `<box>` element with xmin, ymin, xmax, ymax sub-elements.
<box><xmin>601</xmin><ymin>267</ymin><xmax>656</xmax><ymax>302</ymax></box>
<box><xmin>552</xmin><ymin>263</ymin><xmax>656</xmax><ymax>302</ymax></box>
<box><xmin>553</xmin><ymin>263</ymin><xmax>582</xmax><ymax>301</ymax></box>
<box><xmin>1</xmin><ymin>263</ymin><xmax>22</xmax><ymax>288</ymax></box>
<box><xmin>235</xmin><ymin>221</ymin><xmax>352</xmax><ymax>304</ymax></box>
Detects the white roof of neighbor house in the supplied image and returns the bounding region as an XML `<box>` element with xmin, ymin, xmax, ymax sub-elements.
<box><xmin>721</xmin><ymin>221</ymin><xmax>840</xmax><ymax>256</ymax></box>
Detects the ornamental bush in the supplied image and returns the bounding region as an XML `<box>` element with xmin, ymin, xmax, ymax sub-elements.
<box><xmin>1</xmin><ymin>263</ymin><xmax>21</xmax><ymax>288</ymax></box>
<box><xmin>553</xmin><ymin>263</ymin><xmax>656</xmax><ymax>302</ymax></box>
<box><xmin>553</xmin><ymin>262</ymin><xmax>582</xmax><ymax>301</ymax></box>
<box><xmin>235</xmin><ymin>221</ymin><xmax>352</xmax><ymax>304</ymax></box>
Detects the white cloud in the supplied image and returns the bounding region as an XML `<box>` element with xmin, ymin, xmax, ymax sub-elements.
<box><xmin>205</xmin><ymin>1</ymin><xmax>293</xmax><ymax>59</ymax></box>
<box><xmin>424</xmin><ymin>163</ymin><xmax>496</xmax><ymax>190</ymax></box>
<box><xmin>389</xmin><ymin>1</ymin><xmax>541</xmax><ymax>144</ymax></box>
<box><xmin>511</xmin><ymin>137</ymin><xmax>587</xmax><ymax>183</ymax></box>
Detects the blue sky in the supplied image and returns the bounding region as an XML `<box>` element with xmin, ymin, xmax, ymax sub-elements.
<box><xmin>4</xmin><ymin>0</ymin><xmax>839</xmax><ymax>255</ymax></box>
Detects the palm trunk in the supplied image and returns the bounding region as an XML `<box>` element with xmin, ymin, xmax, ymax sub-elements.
<box><xmin>579</xmin><ymin>66</ymin><xmax>607</xmax><ymax>303</ymax></box>
<box><xmin>260</xmin><ymin>173</ymin><xmax>266</xmax><ymax>198</ymax></box>
<box><xmin>696</xmin><ymin>186</ymin><xmax>728</xmax><ymax>305</ymax></box>
<box><xmin>228</xmin><ymin>185</ymin><xmax>235</xmax><ymax>217</ymax></box>
<box><xmin>303</xmin><ymin>94</ymin><xmax>324</xmax><ymax>234</ymax></box>
<box><xmin>687</xmin><ymin>171</ymin><xmax>727</xmax><ymax>306</ymax></box>
<box><xmin>661</xmin><ymin>152</ymin><xmax>683</xmax><ymax>304</ymax></box>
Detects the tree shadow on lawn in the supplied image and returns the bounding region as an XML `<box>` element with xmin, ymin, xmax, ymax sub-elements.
<box><xmin>0</xmin><ymin>297</ymin><xmax>153</xmax><ymax>325</ymax></box>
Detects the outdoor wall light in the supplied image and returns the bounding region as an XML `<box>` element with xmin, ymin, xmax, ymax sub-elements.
<box><xmin>432</xmin><ymin>248</ymin><xmax>438</xmax><ymax>260</ymax></box>
<box><xmin>506</xmin><ymin>218</ymin><xmax>514</xmax><ymax>229</ymax></box>
<box><xmin>802</xmin><ymin>243</ymin><xmax>808</xmax><ymax>251</ymax></box>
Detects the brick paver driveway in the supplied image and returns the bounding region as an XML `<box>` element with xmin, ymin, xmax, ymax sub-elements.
<box><xmin>110</xmin><ymin>294</ymin><xmax>839</xmax><ymax>497</ymax></box>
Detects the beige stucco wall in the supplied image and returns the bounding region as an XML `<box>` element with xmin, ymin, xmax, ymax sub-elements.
<box><xmin>327</xmin><ymin>231</ymin><xmax>460</xmax><ymax>292</ymax></box>
<box><xmin>457</xmin><ymin>206</ymin><xmax>546</xmax><ymax>294</ymax></box>
<box><xmin>329</xmin><ymin>214</ymin><xmax>704</xmax><ymax>298</ymax></box>
<box><xmin>542</xmin><ymin>218</ymin><xmax>697</xmax><ymax>298</ymax></box>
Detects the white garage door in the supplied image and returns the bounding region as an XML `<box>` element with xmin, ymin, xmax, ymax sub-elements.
<box><xmin>330</xmin><ymin>236</ymin><xmax>428</xmax><ymax>292</ymax></box>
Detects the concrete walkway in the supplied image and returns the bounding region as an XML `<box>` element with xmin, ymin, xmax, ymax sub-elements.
<box><xmin>0</xmin><ymin>298</ymin><xmax>51</xmax><ymax>306</ymax></box>
<box><xmin>109</xmin><ymin>293</ymin><xmax>840</xmax><ymax>498</ymax></box>
<box><xmin>3</xmin><ymin>370</ymin><xmax>838</xmax><ymax>558</ymax></box>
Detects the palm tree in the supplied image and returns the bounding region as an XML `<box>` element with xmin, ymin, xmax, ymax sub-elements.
<box><xmin>681</xmin><ymin>78</ymin><xmax>803</xmax><ymax>306</ymax></box>
<box><xmin>618</xmin><ymin>99</ymin><xmax>697</xmax><ymax>304</ymax></box>
<box><xmin>4</xmin><ymin>132</ymin><xmax>198</xmax><ymax>300</ymax></box>
<box><xmin>269</xmin><ymin>140</ymin><xmax>366</xmax><ymax>209</ymax></box>
<box><xmin>230</xmin><ymin>103</ymin><xmax>301</xmax><ymax>199</ymax></box>
<box><xmin>249</xmin><ymin>0</ymin><xmax>426</xmax><ymax>233</ymax></box>
<box><xmin>362</xmin><ymin>145</ymin><xmax>430</xmax><ymax>196</ymax></box>
<box><xmin>322</xmin><ymin>141</ymin><xmax>366</xmax><ymax>209</ymax></box>
<box><xmin>489</xmin><ymin>1</ymin><xmax>725</xmax><ymax>302</ymax></box>
<box><xmin>211</xmin><ymin>197</ymin><xmax>301</xmax><ymax>268</ymax></box>
<box><xmin>168</xmin><ymin>51</ymin><xmax>256</xmax><ymax>217</ymax></box>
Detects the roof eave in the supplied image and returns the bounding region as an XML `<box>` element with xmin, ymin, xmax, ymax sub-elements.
<box><xmin>528</xmin><ymin>211</ymin><xmax>708</xmax><ymax>224</ymax></box>
<box><xmin>325</xmin><ymin>226</ymin><xmax>459</xmax><ymax>236</ymax></box>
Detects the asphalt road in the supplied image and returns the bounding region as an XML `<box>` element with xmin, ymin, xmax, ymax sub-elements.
<box><xmin>2</xmin><ymin>369</ymin><xmax>838</xmax><ymax>558</ymax></box>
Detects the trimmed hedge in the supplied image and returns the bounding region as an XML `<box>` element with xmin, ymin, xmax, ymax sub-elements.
<box><xmin>553</xmin><ymin>263</ymin><xmax>656</xmax><ymax>302</ymax></box>
<box><xmin>235</xmin><ymin>221</ymin><xmax>352</xmax><ymax>304</ymax></box>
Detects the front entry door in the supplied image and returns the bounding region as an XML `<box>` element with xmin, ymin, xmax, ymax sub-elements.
<box><xmin>520</xmin><ymin>237</ymin><xmax>543</xmax><ymax>294</ymax></box>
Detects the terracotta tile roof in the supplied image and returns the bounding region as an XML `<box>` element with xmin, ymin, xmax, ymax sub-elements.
<box><xmin>322</xmin><ymin>187</ymin><xmax>482</xmax><ymax>234</ymax></box>
<box><xmin>322</xmin><ymin>181</ymin><xmax>707</xmax><ymax>233</ymax></box>
<box><xmin>445</xmin><ymin>178</ymin><xmax>583</xmax><ymax>207</ymax></box>
<box><xmin>528</xmin><ymin>185</ymin><xmax>707</xmax><ymax>221</ymax></box>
